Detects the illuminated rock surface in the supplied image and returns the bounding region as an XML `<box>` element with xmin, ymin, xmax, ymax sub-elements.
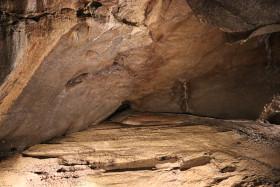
<box><xmin>1</xmin><ymin>1</ymin><xmax>280</xmax><ymax>185</ymax></box>
<box><xmin>1</xmin><ymin>111</ymin><xmax>280</xmax><ymax>186</ymax></box>
<box><xmin>1</xmin><ymin>0</ymin><xmax>280</xmax><ymax>162</ymax></box>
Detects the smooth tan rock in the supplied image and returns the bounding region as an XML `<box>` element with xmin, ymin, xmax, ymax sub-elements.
<box><xmin>1</xmin><ymin>112</ymin><xmax>280</xmax><ymax>186</ymax></box>
<box><xmin>0</xmin><ymin>0</ymin><xmax>280</xmax><ymax>156</ymax></box>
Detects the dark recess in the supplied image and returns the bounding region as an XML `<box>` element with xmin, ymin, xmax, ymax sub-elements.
<box><xmin>90</xmin><ymin>1</ymin><xmax>103</xmax><ymax>9</ymax></box>
<box><xmin>267</xmin><ymin>113</ymin><xmax>280</xmax><ymax>125</ymax></box>
<box><xmin>107</xmin><ymin>101</ymin><xmax>131</xmax><ymax>120</ymax></box>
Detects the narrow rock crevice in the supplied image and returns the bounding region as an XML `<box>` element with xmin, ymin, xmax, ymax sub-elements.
<box><xmin>211</xmin><ymin>176</ymin><xmax>230</xmax><ymax>185</ymax></box>
<box><xmin>0</xmin><ymin>10</ymin><xmax>55</xmax><ymax>23</ymax></box>
<box><xmin>92</xmin><ymin>156</ymin><xmax>178</xmax><ymax>171</ymax></box>
<box><xmin>65</xmin><ymin>73</ymin><xmax>90</xmax><ymax>88</ymax></box>
<box><xmin>21</xmin><ymin>154</ymin><xmax>57</xmax><ymax>159</ymax></box>
<box><xmin>221</xmin><ymin>166</ymin><xmax>236</xmax><ymax>173</ymax></box>
<box><xmin>34</xmin><ymin>171</ymin><xmax>48</xmax><ymax>175</ymax></box>
<box><xmin>120</xmin><ymin>18</ymin><xmax>139</xmax><ymax>27</ymax></box>
<box><xmin>105</xmin><ymin>167</ymin><xmax>156</xmax><ymax>172</ymax></box>
<box><xmin>144</xmin><ymin>0</ymin><xmax>157</xmax><ymax>21</ymax></box>
<box><xmin>180</xmin><ymin>80</ymin><xmax>191</xmax><ymax>113</ymax></box>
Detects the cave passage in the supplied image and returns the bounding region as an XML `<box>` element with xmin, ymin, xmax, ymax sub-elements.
<box><xmin>1</xmin><ymin>0</ymin><xmax>280</xmax><ymax>186</ymax></box>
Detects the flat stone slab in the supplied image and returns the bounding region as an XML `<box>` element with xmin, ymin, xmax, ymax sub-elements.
<box><xmin>1</xmin><ymin>112</ymin><xmax>280</xmax><ymax>186</ymax></box>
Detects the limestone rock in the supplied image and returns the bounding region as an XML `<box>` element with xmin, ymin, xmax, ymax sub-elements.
<box><xmin>1</xmin><ymin>112</ymin><xmax>280</xmax><ymax>186</ymax></box>
<box><xmin>0</xmin><ymin>0</ymin><xmax>280</xmax><ymax>156</ymax></box>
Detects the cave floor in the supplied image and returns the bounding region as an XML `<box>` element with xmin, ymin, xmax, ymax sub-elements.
<box><xmin>1</xmin><ymin>111</ymin><xmax>280</xmax><ymax>187</ymax></box>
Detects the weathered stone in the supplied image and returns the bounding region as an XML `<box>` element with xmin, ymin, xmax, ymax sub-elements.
<box><xmin>1</xmin><ymin>112</ymin><xmax>280</xmax><ymax>186</ymax></box>
<box><xmin>186</xmin><ymin>0</ymin><xmax>280</xmax><ymax>32</ymax></box>
<box><xmin>0</xmin><ymin>0</ymin><xmax>280</xmax><ymax>157</ymax></box>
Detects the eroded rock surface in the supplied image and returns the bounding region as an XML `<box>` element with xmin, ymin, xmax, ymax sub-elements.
<box><xmin>0</xmin><ymin>0</ymin><xmax>280</xmax><ymax>156</ymax></box>
<box><xmin>186</xmin><ymin>0</ymin><xmax>280</xmax><ymax>33</ymax></box>
<box><xmin>1</xmin><ymin>112</ymin><xmax>280</xmax><ymax>186</ymax></box>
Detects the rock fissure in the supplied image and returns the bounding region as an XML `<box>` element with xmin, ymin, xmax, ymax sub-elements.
<box><xmin>0</xmin><ymin>10</ymin><xmax>56</xmax><ymax>24</ymax></box>
<box><xmin>181</xmin><ymin>80</ymin><xmax>191</xmax><ymax>113</ymax></box>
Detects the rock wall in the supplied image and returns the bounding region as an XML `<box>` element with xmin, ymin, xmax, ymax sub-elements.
<box><xmin>186</xmin><ymin>0</ymin><xmax>280</xmax><ymax>32</ymax></box>
<box><xmin>0</xmin><ymin>0</ymin><xmax>280</xmax><ymax>156</ymax></box>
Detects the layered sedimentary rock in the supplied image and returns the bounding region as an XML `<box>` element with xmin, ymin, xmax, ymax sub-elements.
<box><xmin>1</xmin><ymin>112</ymin><xmax>280</xmax><ymax>186</ymax></box>
<box><xmin>0</xmin><ymin>0</ymin><xmax>280</xmax><ymax>156</ymax></box>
